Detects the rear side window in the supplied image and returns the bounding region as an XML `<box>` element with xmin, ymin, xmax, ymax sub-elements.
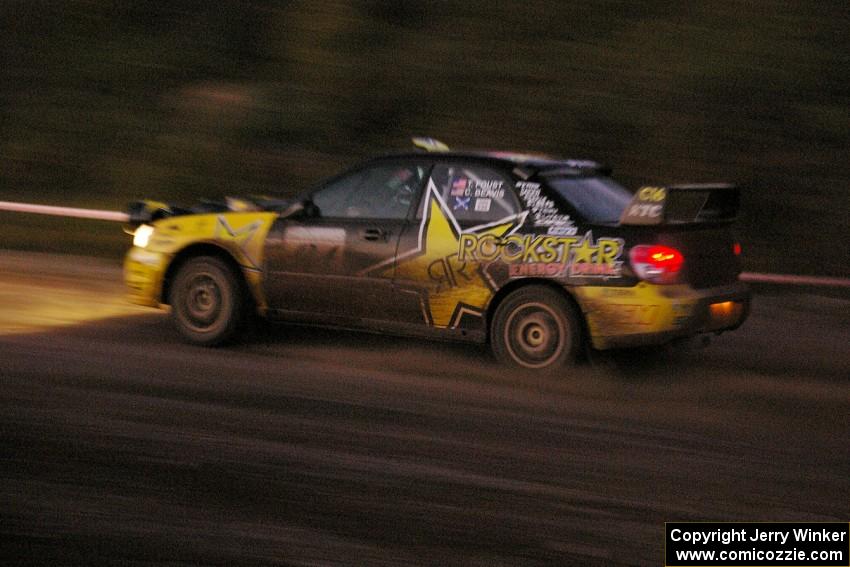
<box><xmin>425</xmin><ymin>164</ymin><xmax>519</xmax><ymax>224</ymax></box>
<box><xmin>546</xmin><ymin>176</ymin><xmax>632</xmax><ymax>223</ymax></box>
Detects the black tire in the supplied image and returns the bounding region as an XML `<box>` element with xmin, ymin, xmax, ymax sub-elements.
<box><xmin>490</xmin><ymin>286</ymin><xmax>581</xmax><ymax>370</ymax></box>
<box><xmin>169</xmin><ymin>255</ymin><xmax>245</xmax><ymax>346</ymax></box>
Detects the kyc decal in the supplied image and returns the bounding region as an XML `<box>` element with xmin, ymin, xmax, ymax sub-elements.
<box><xmin>360</xmin><ymin>180</ymin><xmax>526</xmax><ymax>328</ymax></box>
<box><xmin>458</xmin><ymin>231</ymin><xmax>624</xmax><ymax>279</ymax></box>
<box><xmin>620</xmin><ymin>185</ymin><xmax>667</xmax><ymax>225</ymax></box>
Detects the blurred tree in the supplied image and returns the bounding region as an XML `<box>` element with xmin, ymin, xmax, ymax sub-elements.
<box><xmin>0</xmin><ymin>0</ymin><xmax>848</xmax><ymax>274</ymax></box>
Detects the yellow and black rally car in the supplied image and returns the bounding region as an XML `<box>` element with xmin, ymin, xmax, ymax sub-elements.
<box><xmin>124</xmin><ymin>138</ymin><xmax>749</xmax><ymax>369</ymax></box>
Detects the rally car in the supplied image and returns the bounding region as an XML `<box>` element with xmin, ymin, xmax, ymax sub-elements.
<box><xmin>124</xmin><ymin>138</ymin><xmax>749</xmax><ymax>369</ymax></box>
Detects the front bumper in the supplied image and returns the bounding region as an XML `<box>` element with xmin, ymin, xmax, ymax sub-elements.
<box><xmin>574</xmin><ymin>280</ymin><xmax>751</xmax><ymax>350</ymax></box>
<box><xmin>123</xmin><ymin>247</ymin><xmax>170</xmax><ymax>308</ymax></box>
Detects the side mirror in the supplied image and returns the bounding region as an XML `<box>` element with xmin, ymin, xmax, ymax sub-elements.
<box><xmin>302</xmin><ymin>199</ymin><xmax>320</xmax><ymax>218</ymax></box>
<box><xmin>280</xmin><ymin>198</ymin><xmax>320</xmax><ymax>219</ymax></box>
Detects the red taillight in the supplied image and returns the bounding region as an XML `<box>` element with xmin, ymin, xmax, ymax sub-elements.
<box><xmin>733</xmin><ymin>242</ymin><xmax>742</xmax><ymax>256</ymax></box>
<box><xmin>629</xmin><ymin>245</ymin><xmax>684</xmax><ymax>284</ymax></box>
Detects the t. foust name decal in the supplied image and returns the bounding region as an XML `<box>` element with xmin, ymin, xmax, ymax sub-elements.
<box><xmin>458</xmin><ymin>232</ymin><xmax>624</xmax><ymax>278</ymax></box>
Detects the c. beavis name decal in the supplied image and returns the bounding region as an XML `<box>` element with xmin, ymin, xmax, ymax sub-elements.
<box><xmin>458</xmin><ymin>232</ymin><xmax>625</xmax><ymax>279</ymax></box>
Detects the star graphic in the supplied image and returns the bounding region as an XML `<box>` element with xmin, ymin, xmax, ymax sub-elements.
<box><xmin>570</xmin><ymin>232</ymin><xmax>597</xmax><ymax>264</ymax></box>
<box><xmin>215</xmin><ymin>216</ymin><xmax>263</xmax><ymax>268</ymax></box>
<box><xmin>371</xmin><ymin>181</ymin><xmax>525</xmax><ymax>328</ymax></box>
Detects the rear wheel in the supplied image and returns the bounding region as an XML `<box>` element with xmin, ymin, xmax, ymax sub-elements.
<box><xmin>490</xmin><ymin>286</ymin><xmax>581</xmax><ymax>370</ymax></box>
<box><xmin>169</xmin><ymin>256</ymin><xmax>244</xmax><ymax>346</ymax></box>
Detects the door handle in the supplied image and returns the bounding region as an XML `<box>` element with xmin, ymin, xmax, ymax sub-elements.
<box><xmin>361</xmin><ymin>228</ymin><xmax>389</xmax><ymax>241</ymax></box>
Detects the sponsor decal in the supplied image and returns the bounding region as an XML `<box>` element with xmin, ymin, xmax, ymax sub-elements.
<box><xmin>128</xmin><ymin>248</ymin><xmax>162</xmax><ymax>266</ymax></box>
<box><xmin>474</xmin><ymin>198</ymin><xmax>491</xmax><ymax>212</ymax></box>
<box><xmin>471</xmin><ymin>180</ymin><xmax>504</xmax><ymax>200</ymax></box>
<box><xmin>215</xmin><ymin>216</ymin><xmax>263</xmax><ymax>268</ymax></box>
<box><xmin>451</xmin><ymin>177</ymin><xmax>468</xmax><ymax>196</ymax></box>
<box><xmin>453</xmin><ymin>196</ymin><xmax>470</xmax><ymax>211</ymax></box>
<box><xmin>283</xmin><ymin>226</ymin><xmax>345</xmax><ymax>244</ymax></box>
<box><xmin>516</xmin><ymin>181</ymin><xmax>577</xmax><ymax>235</ymax></box>
<box><xmin>458</xmin><ymin>231</ymin><xmax>624</xmax><ymax>279</ymax></box>
<box><xmin>638</xmin><ymin>186</ymin><xmax>666</xmax><ymax>202</ymax></box>
<box><xmin>450</xmin><ymin>177</ymin><xmax>505</xmax><ymax>200</ymax></box>
<box><xmin>358</xmin><ymin>177</ymin><xmax>625</xmax><ymax>329</ymax></box>
<box><xmin>629</xmin><ymin>187</ymin><xmax>667</xmax><ymax>218</ymax></box>
<box><xmin>547</xmin><ymin>225</ymin><xmax>578</xmax><ymax>236</ymax></box>
<box><xmin>621</xmin><ymin>185</ymin><xmax>666</xmax><ymax>224</ymax></box>
<box><xmin>516</xmin><ymin>181</ymin><xmax>540</xmax><ymax>191</ymax></box>
<box><xmin>361</xmin><ymin>180</ymin><xmax>526</xmax><ymax>328</ymax></box>
<box><xmin>508</xmin><ymin>262</ymin><xmax>565</xmax><ymax>277</ymax></box>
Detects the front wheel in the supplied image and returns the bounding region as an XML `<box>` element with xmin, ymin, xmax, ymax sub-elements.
<box><xmin>169</xmin><ymin>256</ymin><xmax>245</xmax><ymax>346</ymax></box>
<box><xmin>490</xmin><ymin>286</ymin><xmax>581</xmax><ymax>370</ymax></box>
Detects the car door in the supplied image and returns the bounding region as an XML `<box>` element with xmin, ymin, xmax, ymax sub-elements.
<box><xmin>264</xmin><ymin>160</ymin><xmax>430</xmax><ymax>322</ymax></box>
<box><xmin>390</xmin><ymin>160</ymin><xmax>524</xmax><ymax>334</ymax></box>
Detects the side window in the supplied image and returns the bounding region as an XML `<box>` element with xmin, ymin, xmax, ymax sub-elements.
<box><xmin>311</xmin><ymin>170</ymin><xmax>366</xmax><ymax>218</ymax></box>
<box><xmin>312</xmin><ymin>164</ymin><xmax>427</xmax><ymax>220</ymax></box>
<box><xmin>426</xmin><ymin>164</ymin><xmax>519</xmax><ymax>224</ymax></box>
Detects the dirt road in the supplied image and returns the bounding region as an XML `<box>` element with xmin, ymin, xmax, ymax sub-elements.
<box><xmin>1</xmin><ymin>251</ymin><xmax>847</xmax><ymax>565</ymax></box>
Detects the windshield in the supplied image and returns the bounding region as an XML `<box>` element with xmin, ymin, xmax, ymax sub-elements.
<box><xmin>546</xmin><ymin>176</ymin><xmax>632</xmax><ymax>223</ymax></box>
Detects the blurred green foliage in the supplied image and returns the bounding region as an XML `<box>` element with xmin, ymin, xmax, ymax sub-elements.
<box><xmin>1</xmin><ymin>1</ymin><xmax>848</xmax><ymax>274</ymax></box>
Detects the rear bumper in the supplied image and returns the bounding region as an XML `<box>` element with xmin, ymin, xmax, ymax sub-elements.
<box><xmin>574</xmin><ymin>280</ymin><xmax>751</xmax><ymax>350</ymax></box>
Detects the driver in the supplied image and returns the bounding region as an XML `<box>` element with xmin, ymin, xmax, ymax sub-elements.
<box><xmin>386</xmin><ymin>167</ymin><xmax>416</xmax><ymax>207</ymax></box>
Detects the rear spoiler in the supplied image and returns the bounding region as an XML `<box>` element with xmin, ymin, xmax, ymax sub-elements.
<box><xmin>619</xmin><ymin>183</ymin><xmax>740</xmax><ymax>226</ymax></box>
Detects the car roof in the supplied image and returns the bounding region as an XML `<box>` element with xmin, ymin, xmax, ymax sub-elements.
<box><xmin>366</xmin><ymin>150</ymin><xmax>610</xmax><ymax>176</ymax></box>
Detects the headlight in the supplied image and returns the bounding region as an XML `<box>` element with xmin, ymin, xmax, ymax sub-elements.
<box><xmin>133</xmin><ymin>224</ymin><xmax>154</xmax><ymax>248</ymax></box>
